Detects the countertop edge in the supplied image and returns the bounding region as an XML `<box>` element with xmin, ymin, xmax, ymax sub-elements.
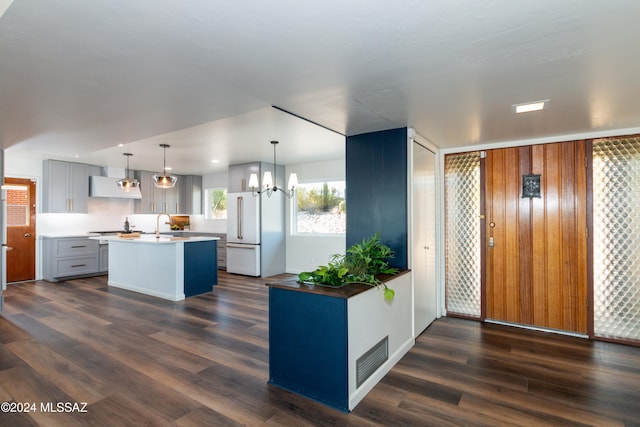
<box><xmin>266</xmin><ymin>269</ymin><xmax>411</xmax><ymax>299</ymax></box>
<box><xmin>89</xmin><ymin>235</ymin><xmax>220</xmax><ymax>244</ymax></box>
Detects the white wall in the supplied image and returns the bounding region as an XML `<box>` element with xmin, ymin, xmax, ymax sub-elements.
<box><xmin>5</xmin><ymin>149</ymin><xmax>43</xmax><ymax>178</ymax></box>
<box><xmin>285</xmin><ymin>158</ymin><xmax>346</xmax><ymax>274</ymax></box>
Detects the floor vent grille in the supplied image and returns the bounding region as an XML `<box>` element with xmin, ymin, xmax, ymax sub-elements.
<box><xmin>356</xmin><ymin>336</ymin><xmax>388</xmax><ymax>388</ymax></box>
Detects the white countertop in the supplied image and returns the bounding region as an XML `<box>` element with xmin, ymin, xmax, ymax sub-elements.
<box><xmin>40</xmin><ymin>231</ymin><xmax>226</xmax><ymax>239</ymax></box>
<box><xmin>89</xmin><ymin>235</ymin><xmax>220</xmax><ymax>244</ymax></box>
<box><xmin>40</xmin><ymin>233</ymin><xmax>96</xmax><ymax>238</ymax></box>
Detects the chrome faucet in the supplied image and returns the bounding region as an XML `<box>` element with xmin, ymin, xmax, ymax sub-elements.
<box><xmin>155</xmin><ymin>212</ymin><xmax>172</xmax><ymax>238</ymax></box>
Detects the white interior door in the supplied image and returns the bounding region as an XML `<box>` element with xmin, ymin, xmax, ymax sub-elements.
<box><xmin>413</xmin><ymin>142</ymin><xmax>437</xmax><ymax>335</ymax></box>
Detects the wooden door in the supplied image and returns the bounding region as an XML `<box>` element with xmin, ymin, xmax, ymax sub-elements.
<box><xmin>5</xmin><ymin>178</ymin><xmax>36</xmax><ymax>282</ymax></box>
<box><xmin>484</xmin><ymin>142</ymin><xmax>588</xmax><ymax>333</ymax></box>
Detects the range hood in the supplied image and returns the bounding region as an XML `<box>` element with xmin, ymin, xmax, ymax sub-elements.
<box><xmin>90</xmin><ymin>176</ymin><xmax>142</xmax><ymax>199</ymax></box>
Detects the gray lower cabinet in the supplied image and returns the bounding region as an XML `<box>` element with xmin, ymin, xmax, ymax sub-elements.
<box><xmin>43</xmin><ymin>237</ymin><xmax>104</xmax><ymax>281</ymax></box>
<box><xmin>99</xmin><ymin>244</ymin><xmax>109</xmax><ymax>272</ymax></box>
<box><xmin>215</xmin><ymin>234</ymin><xmax>226</xmax><ymax>269</ymax></box>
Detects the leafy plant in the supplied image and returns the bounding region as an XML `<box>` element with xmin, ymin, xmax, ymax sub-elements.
<box><xmin>298</xmin><ymin>254</ymin><xmax>348</xmax><ymax>287</ymax></box>
<box><xmin>298</xmin><ymin>233</ymin><xmax>398</xmax><ymax>301</ymax></box>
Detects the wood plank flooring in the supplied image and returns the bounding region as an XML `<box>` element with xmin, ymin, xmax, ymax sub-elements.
<box><xmin>1</xmin><ymin>272</ymin><xmax>639</xmax><ymax>426</ymax></box>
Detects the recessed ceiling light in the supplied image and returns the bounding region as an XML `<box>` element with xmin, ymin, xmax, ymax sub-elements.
<box><xmin>513</xmin><ymin>99</ymin><xmax>549</xmax><ymax>114</ymax></box>
<box><xmin>211</xmin><ymin>159</ymin><xmax>220</xmax><ymax>164</ymax></box>
<box><xmin>118</xmin><ymin>143</ymin><xmax>124</xmax><ymax>147</ymax></box>
<box><xmin>164</xmin><ymin>167</ymin><xmax>172</xmax><ymax>171</ymax></box>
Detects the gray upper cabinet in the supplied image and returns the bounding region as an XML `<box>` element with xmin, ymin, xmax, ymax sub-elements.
<box><xmin>161</xmin><ymin>183</ymin><xmax>178</xmax><ymax>214</ymax></box>
<box><xmin>181</xmin><ymin>175</ymin><xmax>202</xmax><ymax>214</ymax></box>
<box><xmin>229</xmin><ymin>163</ymin><xmax>260</xmax><ymax>192</ymax></box>
<box><xmin>134</xmin><ymin>171</ymin><xmax>164</xmax><ymax>214</ymax></box>
<box><xmin>135</xmin><ymin>171</ymin><xmax>202</xmax><ymax>214</ymax></box>
<box><xmin>43</xmin><ymin>160</ymin><xmax>89</xmax><ymax>213</ymax></box>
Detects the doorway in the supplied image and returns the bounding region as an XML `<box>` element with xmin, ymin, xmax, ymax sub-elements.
<box><xmin>484</xmin><ymin>142</ymin><xmax>588</xmax><ymax>334</ymax></box>
<box><xmin>5</xmin><ymin>177</ymin><xmax>37</xmax><ymax>283</ymax></box>
<box><xmin>445</xmin><ymin>142</ymin><xmax>589</xmax><ymax>335</ymax></box>
<box><xmin>413</xmin><ymin>142</ymin><xmax>437</xmax><ymax>335</ymax></box>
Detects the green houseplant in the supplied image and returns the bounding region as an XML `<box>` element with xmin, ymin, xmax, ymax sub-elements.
<box><xmin>298</xmin><ymin>233</ymin><xmax>398</xmax><ymax>300</ymax></box>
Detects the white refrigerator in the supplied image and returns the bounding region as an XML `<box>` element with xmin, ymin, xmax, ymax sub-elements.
<box><xmin>226</xmin><ymin>192</ymin><xmax>261</xmax><ymax>276</ymax></box>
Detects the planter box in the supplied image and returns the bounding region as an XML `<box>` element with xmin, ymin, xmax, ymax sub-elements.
<box><xmin>267</xmin><ymin>271</ymin><xmax>413</xmax><ymax>412</ymax></box>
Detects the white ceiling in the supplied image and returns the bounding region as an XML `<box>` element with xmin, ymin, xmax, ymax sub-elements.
<box><xmin>2</xmin><ymin>0</ymin><xmax>640</xmax><ymax>175</ymax></box>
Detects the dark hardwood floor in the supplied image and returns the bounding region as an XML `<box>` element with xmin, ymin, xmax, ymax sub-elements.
<box><xmin>1</xmin><ymin>272</ymin><xmax>639</xmax><ymax>426</ymax></box>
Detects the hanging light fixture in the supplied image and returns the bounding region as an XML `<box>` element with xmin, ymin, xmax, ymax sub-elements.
<box><xmin>153</xmin><ymin>143</ymin><xmax>177</xmax><ymax>189</ymax></box>
<box><xmin>116</xmin><ymin>153</ymin><xmax>140</xmax><ymax>191</ymax></box>
<box><xmin>249</xmin><ymin>140</ymin><xmax>298</xmax><ymax>199</ymax></box>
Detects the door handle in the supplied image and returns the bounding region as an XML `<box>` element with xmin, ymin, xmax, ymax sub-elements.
<box><xmin>24</xmin><ymin>233</ymin><xmax>31</xmax><ymax>237</ymax></box>
<box><xmin>1</xmin><ymin>244</ymin><xmax>12</xmax><ymax>251</ymax></box>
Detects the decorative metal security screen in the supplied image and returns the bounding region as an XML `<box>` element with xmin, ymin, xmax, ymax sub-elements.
<box><xmin>593</xmin><ymin>137</ymin><xmax>640</xmax><ymax>341</ymax></box>
<box><xmin>444</xmin><ymin>152</ymin><xmax>481</xmax><ymax>317</ymax></box>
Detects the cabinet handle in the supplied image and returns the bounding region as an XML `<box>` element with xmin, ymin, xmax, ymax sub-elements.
<box><xmin>71</xmin><ymin>245</ymin><xmax>86</xmax><ymax>248</ymax></box>
<box><xmin>69</xmin><ymin>199</ymin><xmax>73</xmax><ymax>211</ymax></box>
<box><xmin>71</xmin><ymin>264</ymin><xmax>86</xmax><ymax>268</ymax></box>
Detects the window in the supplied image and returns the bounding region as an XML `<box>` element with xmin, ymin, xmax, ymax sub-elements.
<box><xmin>6</xmin><ymin>184</ymin><xmax>30</xmax><ymax>226</ymax></box>
<box><xmin>294</xmin><ymin>181</ymin><xmax>346</xmax><ymax>234</ymax></box>
<box><xmin>204</xmin><ymin>188</ymin><xmax>227</xmax><ymax>220</ymax></box>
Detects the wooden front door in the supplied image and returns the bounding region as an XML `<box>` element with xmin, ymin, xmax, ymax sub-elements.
<box><xmin>484</xmin><ymin>142</ymin><xmax>588</xmax><ymax>333</ymax></box>
<box><xmin>5</xmin><ymin>178</ymin><xmax>36</xmax><ymax>283</ymax></box>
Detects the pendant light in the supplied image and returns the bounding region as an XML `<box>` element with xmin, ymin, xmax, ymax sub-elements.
<box><xmin>153</xmin><ymin>143</ymin><xmax>177</xmax><ymax>189</ymax></box>
<box><xmin>116</xmin><ymin>153</ymin><xmax>140</xmax><ymax>191</ymax></box>
<box><xmin>249</xmin><ymin>140</ymin><xmax>298</xmax><ymax>198</ymax></box>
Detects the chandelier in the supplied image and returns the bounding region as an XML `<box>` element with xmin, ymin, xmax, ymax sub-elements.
<box><xmin>249</xmin><ymin>141</ymin><xmax>298</xmax><ymax>198</ymax></box>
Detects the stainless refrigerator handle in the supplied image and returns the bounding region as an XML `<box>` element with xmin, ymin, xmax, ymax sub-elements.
<box><xmin>237</xmin><ymin>196</ymin><xmax>243</xmax><ymax>240</ymax></box>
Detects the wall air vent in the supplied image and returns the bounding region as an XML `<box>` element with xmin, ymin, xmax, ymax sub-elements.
<box><xmin>356</xmin><ymin>336</ymin><xmax>388</xmax><ymax>388</ymax></box>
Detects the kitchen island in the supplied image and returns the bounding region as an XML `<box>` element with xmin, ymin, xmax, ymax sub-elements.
<box><xmin>90</xmin><ymin>234</ymin><xmax>219</xmax><ymax>301</ymax></box>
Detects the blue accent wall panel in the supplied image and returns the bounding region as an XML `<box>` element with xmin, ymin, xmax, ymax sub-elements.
<box><xmin>346</xmin><ymin>127</ymin><xmax>408</xmax><ymax>269</ymax></box>
<box><xmin>269</xmin><ymin>288</ymin><xmax>349</xmax><ymax>412</ymax></box>
<box><xmin>183</xmin><ymin>240</ymin><xmax>218</xmax><ymax>297</ymax></box>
